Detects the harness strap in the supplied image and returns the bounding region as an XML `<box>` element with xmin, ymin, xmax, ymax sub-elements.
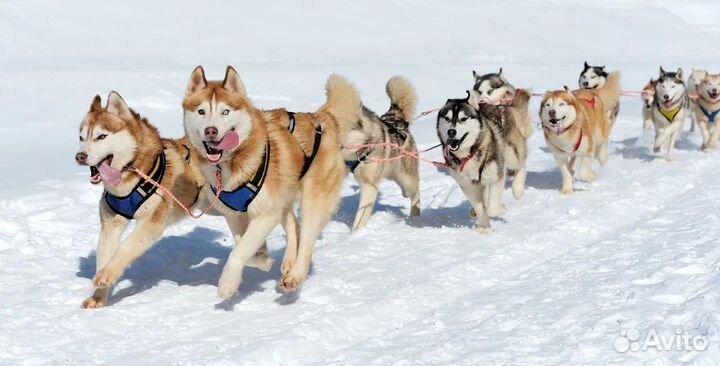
<box><xmin>211</xmin><ymin>141</ymin><xmax>270</xmax><ymax>212</ymax></box>
<box><xmin>699</xmin><ymin>104</ymin><xmax>720</xmax><ymax>123</ymax></box>
<box><xmin>346</xmin><ymin>150</ymin><xmax>369</xmax><ymax>173</ymax></box>
<box><xmin>573</xmin><ymin>133</ymin><xmax>583</xmax><ymax>153</ymax></box>
<box><xmin>657</xmin><ymin>101</ymin><xmax>682</xmax><ymax>123</ymax></box>
<box><xmin>105</xmin><ymin>151</ymin><xmax>166</xmax><ymax>219</ymax></box>
<box><xmin>299</xmin><ymin>126</ymin><xmax>323</xmax><ymax>179</ymax></box>
<box><xmin>287</xmin><ymin>111</ymin><xmax>296</xmax><ymax>133</ymax></box>
<box><xmin>582</xmin><ymin>97</ymin><xmax>596</xmax><ymax>108</ymax></box>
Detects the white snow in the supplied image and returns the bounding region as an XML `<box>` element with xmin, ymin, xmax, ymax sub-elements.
<box><xmin>2</xmin><ymin>0</ymin><xmax>720</xmax><ymax>365</ymax></box>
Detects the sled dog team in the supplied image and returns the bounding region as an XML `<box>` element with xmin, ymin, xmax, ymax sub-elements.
<box><xmin>75</xmin><ymin>64</ymin><xmax>713</xmax><ymax>308</ymax></box>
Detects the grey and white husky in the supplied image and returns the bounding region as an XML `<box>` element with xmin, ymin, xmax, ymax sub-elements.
<box><xmin>437</xmin><ymin>92</ymin><xmax>506</xmax><ymax>233</ymax></box>
<box><xmin>652</xmin><ymin>67</ymin><xmax>689</xmax><ymax>161</ymax></box>
<box><xmin>341</xmin><ymin>76</ymin><xmax>421</xmax><ymax>231</ymax></box>
<box><xmin>579</xmin><ymin>62</ymin><xmax>620</xmax><ymax>127</ymax></box>
<box><xmin>471</xmin><ymin>69</ymin><xmax>532</xmax><ymax>215</ymax></box>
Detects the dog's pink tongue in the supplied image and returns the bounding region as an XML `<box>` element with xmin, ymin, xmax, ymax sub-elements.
<box><xmin>217</xmin><ymin>131</ymin><xmax>240</xmax><ymax>151</ymax></box>
<box><xmin>664</xmin><ymin>100</ymin><xmax>673</xmax><ymax>109</ymax></box>
<box><xmin>98</xmin><ymin>160</ymin><xmax>122</xmax><ymax>187</ymax></box>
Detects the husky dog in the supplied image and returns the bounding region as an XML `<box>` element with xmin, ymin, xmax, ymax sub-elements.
<box><xmin>465</xmin><ymin>87</ymin><xmax>531</xmax><ymax>216</ymax></box>
<box><xmin>183</xmin><ymin>66</ymin><xmax>360</xmax><ymax>297</ymax></box>
<box><xmin>641</xmin><ymin>79</ymin><xmax>658</xmax><ymax>130</ymax></box>
<box><xmin>688</xmin><ymin>69</ymin><xmax>709</xmax><ymax>135</ymax></box>
<box><xmin>75</xmin><ymin>92</ymin><xmax>206</xmax><ymax>308</ymax></box>
<box><xmin>437</xmin><ymin>92</ymin><xmax>505</xmax><ymax>233</ymax></box>
<box><xmin>473</xmin><ymin>68</ymin><xmax>517</xmax><ymax>103</ymax></box>
<box><xmin>692</xmin><ymin>72</ymin><xmax>720</xmax><ymax>149</ymax></box>
<box><xmin>579</xmin><ymin>62</ymin><xmax>621</xmax><ymax>127</ymax></box>
<box><xmin>539</xmin><ymin>72</ymin><xmax>621</xmax><ymax>194</ymax></box>
<box><xmin>652</xmin><ymin>67</ymin><xmax>689</xmax><ymax>160</ymax></box>
<box><xmin>341</xmin><ymin>76</ymin><xmax>420</xmax><ymax>231</ymax></box>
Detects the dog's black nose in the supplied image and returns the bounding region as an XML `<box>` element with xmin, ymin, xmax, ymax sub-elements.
<box><xmin>447</xmin><ymin>129</ymin><xmax>457</xmax><ymax>138</ymax></box>
<box><xmin>204</xmin><ymin>126</ymin><xmax>218</xmax><ymax>140</ymax></box>
<box><xmin>663</xmin><ymin>95</ymin><xmax>670</xmax><ymax>101</ymax></box>
<box><xmin>75</xmin><ymin>152</ymin><xmax>87</xmax><ymax>165</ymax></box>
<box><xmin>583</xmin><ymin>81</ymin><xmax>589</xmax><ymax>87</ymax></box>
<box><xmin>713</xmin><ymin>88</ymin><xmax>718</xmax><ymax>94</ymax></box>
<box><xmin>549</xmin><ymin>109</ymin><xmax>557</xmax><ymax>118</ymax></box>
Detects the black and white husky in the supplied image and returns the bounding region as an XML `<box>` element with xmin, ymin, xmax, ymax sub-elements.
<box><xmin>437</xmin><ymin>92</ymin><xmax>505</xmax><ymax>233</ymax></box>
<box><xmin>579</xmin><ymin>62</ymin><xmax>620</xmax><ymax>127</ymax></box>
<box><xmin>652</xmin><ymin>67</ymin><xmax>689</xmax><ymax>160</ymax></box>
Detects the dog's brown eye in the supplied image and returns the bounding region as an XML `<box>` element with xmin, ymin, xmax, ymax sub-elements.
<box><xmin>230</xmin><ymin>127</ymin><xmax>236</xmax><ymax>131</ymax></box>
<box><xmin>198</xmin><ymin>109</ymin><xmax>205</xmax><ymax>115</ymax></box>
<box><xmin>460</xmin><ymin>117</ymin><xmax>468</xmax><ymax>122</ymax></box>
<box><xmin>96</xmin><ymin>134</ymin><xmax>107</xmax><ymax>140</ymax></box>
<box><xmin>222</xmin><ymin>109</ymin><xmax>230</xmax><ymax>116</ymax></box>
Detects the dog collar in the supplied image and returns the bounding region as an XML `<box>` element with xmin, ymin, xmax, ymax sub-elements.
<box><xmin>699</xmin><ymin>104</ymin><xmax>720</xmax><ymax>124</ymax></box>
<box><xmin>105</xmin><ymin>151</ymin><xmax>166</xmax><ymax>219</ymax></box>
<box><xmin>211</xmin><ymin>141</ymin><xmax>270</xmax><ymax>213</ymax></box>
<box><xmin>656</xmin><ymin>101</ymin><xmax>682</xmax><ymax>123</ymax></box>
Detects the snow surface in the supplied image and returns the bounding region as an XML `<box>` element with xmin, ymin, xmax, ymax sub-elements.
<box><xmin>2</xmin><ymin>0</ymin><xmax>720</xmax><ymax>365</ymax></box>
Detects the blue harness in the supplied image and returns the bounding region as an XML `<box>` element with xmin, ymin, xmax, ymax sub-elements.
<box><xmin>211</xmin><ymin>142</ymin><xmax>270</xmax><ymax>212</ymax></box>
<box><xmin>105</xmin><ymin>151</ymin><xmax>166</xmax><ymax>220</ymax></box>
<box><xmin>699</xmin><ymin>104</ymin><xmax>720</xmax><ymax>123</ymax></box>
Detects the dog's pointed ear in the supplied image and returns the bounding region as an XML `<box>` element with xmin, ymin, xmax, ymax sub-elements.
<box><xmin>186</xmin><ymin>65</ymin><xmax>207</xmax><ymax>96</ymax></box>
<box><xmin>498</xmin><ymin>67</ymin><xmax>503</xmax><ymax>75</ymax></box>
<box><xmin>659</xmin><ymin>66</ymin><xmax>666</xmax><ymax>76</ymax></box>
<box><xmin>676</xmin><ymin>68</ymin><xmax>684</xmax><ymax>80</ymax></box>
<box><xmin>223</xmin><ymin>66</ymin><xmax>246</xmax><ymax>95</ymax></box>
<box><xmin>472</xmin><ymin>70</ymin><xmax>479</xmax><ymax>79</ymax></box>
<box><xmin>583</xmin><ymin>61</ymin><xmax>590</xmax><ymax>70</ymax></box>
<box><xmin>106</xmin><ymin>91</ymin><xmax>134</xmax><ymax>121</ymax></box>
<box><xmin>563</xmin><ymin>85</ymin><xmax>570</xmax><ymax>92</ymax></box>
<box><xmin>90</xmin><ymin>95</ymin><xmax>103</xmax><ymax>113</ymax></box>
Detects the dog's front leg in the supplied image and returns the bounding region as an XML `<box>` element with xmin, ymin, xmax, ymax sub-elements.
<box><xmin>553</xmin><ymin>153</ymin><xmax>574</xmax><ymax>194</ymax></box>
<box><xmin>666</xmin><ymin>130</ymin><xmax>679</xmax><ymax>161</ymax></box>
<box><xmin>218</xmin><ymin>214</ymin><xmax>279</xmax><ymax>299</ymax></box>
<box><xmin>699</xmin><ymin>121</ymin><xmax>711</xmax><ymax>150</ymax></box>
<box><xmin>93</xmin><ymin>204</ymin><xmax>169</xmax><ymax>289</ymax></box>
<box><xmin>486</xmin><ymin>171</ymin><xmax>507</xmax><ymax>217</ymax></box>
<box><xmin>707</xmin><ymin>123</ymin><xmax>720</xmax><ymax>149</ymax></box>
<box><xmin>82</xmin><ymin>206</ymin><xmax>128</xmax><ymax>309</ymax></box>
<box><xmin>226</xmin><ymin>214</ymin><xmax>274</xmax><ymax>272</ymax></box>
<box><xmin>578</xmin><ymin>154</ymin><xmax>597</xmax><ymax>182</ymax></box>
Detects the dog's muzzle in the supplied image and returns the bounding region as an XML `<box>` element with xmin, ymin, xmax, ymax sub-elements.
<box><xmin>446</xmin><ymin>132</ymin><xmax>469</xmax><ymax>152</ymax></box>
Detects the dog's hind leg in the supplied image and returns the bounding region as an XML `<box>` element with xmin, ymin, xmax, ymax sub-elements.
<box><xmin>82</xmin><ymin>209</ymin><xmax>128</xmax><ymax>309</ymax></box>
<box><xmin>281</xmin><ymin>174</ymin><xmax>343</xmax><ymax>292</ymax></box>
<box><xmin>351</xmin><ymin>181</ymin><xmax>380</xmax><ymax>232</ymax></box>
<box><xmin>93</xmin><ymin>204</ymin><xmax>169</xmax><ymax>290</ymax></box>
<box><xmin>280</xmin><ymin>207</ymin><xmax>299</xmax><ymax>276</ymax></box>
<box><xmin>392</xmin><ymin>172</ymin><xmax>421</xmax><ymax>217</ymax></box>
<box><xmin>218</xmin><ymin>214</ymin><xmax>281</xmax><ymax>299</ymax></box>
<box><xmin>578</xmin><ymin>155</ymin><xmax>597</xmax><ymax>182</ymax></box>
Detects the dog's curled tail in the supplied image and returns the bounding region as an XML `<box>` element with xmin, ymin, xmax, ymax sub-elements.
<box><xmin>386</xmin><ymin>76</ymin><xmax>418</xmax><ymax>124</ymax></box>
<box><xmin>513</xmin><ymin>88</ymin><xmax>533</xmax><ymax>139</ymax></box>
<box><xmin>596</xmin><ymin>71</ymin><xmax>621</xmax><ymax>110</ymax></box>
<box><xmin>319</xmin><ymin>73</ymin><xmax>362</xmax><ymax>139</ymax></box>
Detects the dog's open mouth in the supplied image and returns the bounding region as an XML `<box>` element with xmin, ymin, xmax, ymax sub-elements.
<box><xmin>203</xmin><ymin>141</ymin><xmax>223</xmax><ymax>164</ymax></box>
<box><xmin>663</xmin><ymin>99</ymin><xmax>675</xmax><ymax>109</ymax></box>
<box><xmin>549</xmin><ymin>116</ymin><xmax>566</xmax><ymax>125</ymax></box>
<box><xmin>89</xmin><ymin>155</ymin><xmax>115</xmax><ymax>185</ymax></box>
<box><xmin>446</xmin><ymin>132</ymin><xmax>469</xmax><ymax>152</ymax></box>
<box><xmin>202</xmin><ymin>130</ymin><xmax>241</xmax><ymax>164</ymax></box>
<box><xmin>708</xmin><ymin>91</ymin><xmax>719</xmax><ymax>101</ymax></box>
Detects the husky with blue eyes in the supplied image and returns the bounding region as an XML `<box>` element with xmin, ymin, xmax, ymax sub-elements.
<box><xmin>691</xmin><ymin>71</ymin><xmax>720</xmax><ymax>150</ymax></box>
<box><xmin>437</xmin><ymin>91</ymin><xmax>505</xmax><ymax>233</ymax></box>
<box><xmin>651</xmin><ymin>67</ymin><xmax>689</xmax><ymax>160</ymax></box>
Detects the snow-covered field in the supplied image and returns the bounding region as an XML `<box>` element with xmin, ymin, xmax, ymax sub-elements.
<box><xmin>2</xmin><ymin>0</ymin><xmax>720</xmax><ymax>364</ymax></box>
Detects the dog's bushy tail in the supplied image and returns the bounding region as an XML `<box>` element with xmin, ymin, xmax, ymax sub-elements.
<box><xmin>386</xmin><ymin>76</ymin><xmax>418</xmax><ymax>124</ymax></box>
<box><xmin>513</xmin><ymin>88</ymin><xmax>533</xmax><ymax>139</ymax></box>
<box><xmin>319</xmin><ymin>74</ymin><xmax>362</xmax><ymax>138</ymax></box>
<box><xmin>596</xmin><ymin>71</ymin><xmax>621</xmax><ymax>111</ymax></box>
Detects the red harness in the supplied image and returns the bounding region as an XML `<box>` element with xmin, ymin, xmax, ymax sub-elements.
<box><xmin>572</xmin><ymin>133</ymin><xmax>583</xmax><ymax>152</ymax></box>
<box><xmin>460</xmin><ymin>156</ymin><xmax>472</xmax><ymax>172</ymax></box>
<box><xmin>582</xmin><ymin>97</ymin><xmax>596</xmax><ymax>108</ymax></box>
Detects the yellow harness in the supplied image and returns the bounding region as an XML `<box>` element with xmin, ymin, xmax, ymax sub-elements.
<box><xmin>657</xmin><ymin>102</ymin><xmax>682</xmax><ymax>123</ymax></box>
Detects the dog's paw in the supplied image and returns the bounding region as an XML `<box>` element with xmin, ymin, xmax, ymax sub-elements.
<box><xmin>487</xmin><ymin>204</ymin><xmax>507</xmax><ymax>217</ymax></box>
<box><xmin>469</xmin><ymin>208</ymin><xmax>477</xmax><ymax>218</ymax></box>
<box><xmin>410</xmin><ymin>205</ymin><xmax>420</xmax><ymax>217</ymax></box>
<box><xmin>247</xmin><ymin>254</ymin><xmax>274</xmax><ymax>273</ymax></box>
<box><xmin>665</xmin><ymin>156</ymin><xmax>674</xmax><ymax>162</ymax></box>
<box><xmin>217</xmin><ymin>274</ymin><xmax>241</xmax><ymax>299</ymax></box>
<box><xmin>476</xmin><ymin>226</ymin><xmax>493</xmax><ymax>235</ymax></box>
<box><xmin>512</xmin><ymin>184</ymin><xmax>524</xmax><ymax>200</ymax></box>
<box><xmin>560</xmin><ymin>187</ymin><xmax>574</xmax><ymax>195</ymax></box>
<box><xmin>93</xmin><ymin>268</ymin><xmax>121</xmax><ymax>288</ymax></box>
<box><xmin>279</xmin><ymin>272</ymin><xmax>307</xmax><ymax>293</ymax></box>
<box><xmin>580</xmin><ymin>170</ymin><xmax>597</xmax><ymax>182</ymax></box>
<box><xmin>653</xmin><ymin>146</ymin><xmax>661</xmax><ymax>153</ymax></box>
<box><xmin>81</xmin><ymin>297</ymin><xmax>106</xmax><ymax>309</ymax></box>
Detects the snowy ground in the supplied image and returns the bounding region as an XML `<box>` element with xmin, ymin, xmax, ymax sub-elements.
<box><xmin>2</xmin><ymin>0</ymin><xmax>720</xmax><ymax>365</ymax></box>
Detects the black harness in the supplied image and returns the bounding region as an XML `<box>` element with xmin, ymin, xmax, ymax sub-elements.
<box><xmin>287</xmin><ymin>111</ymin><xmax>323</xmax><ymax>179</ymax></box>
